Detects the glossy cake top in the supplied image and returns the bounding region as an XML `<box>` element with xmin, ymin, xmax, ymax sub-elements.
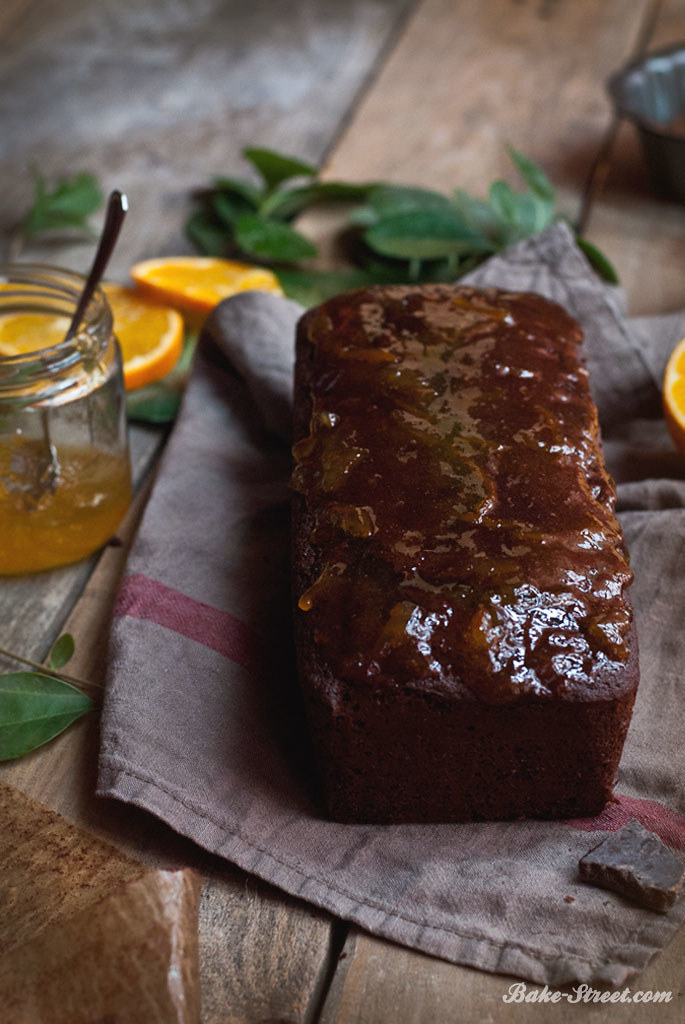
<box><xmin>292</xmin><ymin>285</ymin><xmax>633</xmax><ymax>703</ymax></box>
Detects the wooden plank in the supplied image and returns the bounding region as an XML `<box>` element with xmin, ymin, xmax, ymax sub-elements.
<box><xmin>0</xmin><ymin>464</ymin><xmax>336</xmax><ymax>1024</ymax></box>
<box><xmin>0</xmin><ymin>2</ymin><xmax>431</xmax><ymax>1018</ymax></box>
<box><xmin>0</xmin><ymin>422</ymin><xmax>164</xmax><ymax>660</ymax></box>
<box><xmin>305</xmin><ymin>0</ymin><xmax>685</xmax><ymax>1019</ymax></box>
<box><xmin>319</xmin><ymin>0</ymin><xmax>650</xmax><ymax>221</ymax></box>
<box><xmin>321</xmin><ymin>926</ymin><xmax>685</xmax><ymax>1024</ymax></box>
<box><xmin>584</xmin><ymin>0</ymin><xmax>685</xmax><ymax>314</ymax></box>
<box><xmin>0</xmin><ymin>0</ymin><xmax>417</xmax><ymax>279</ymax></box>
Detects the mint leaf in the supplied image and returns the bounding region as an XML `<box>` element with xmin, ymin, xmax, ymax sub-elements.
<box><xmin>49</xmin><ymin>634</ymin><xmax>75</xmax><ymax>670</ymax></box>
<box><xmin>364</xmin><ymin>210</ymin><xmax>493</xmax><ymax>261</ymax></box>
<box><xmin>0</xmin><ymin>672</ymin><xmax>93</xmax><ymax>761</ymax></box>
<box><xmin>23</xmin><ymin>171</ymin><xmax>103</xmax><ymax>237</ymax></box>
<box><xmin>242</xmin><ymin>148</ymin><xmax>317</xmax><ymax>190</ymax></box>
<box><xmin>235</xmin><ymin>213</ymin><xmax>317</xmax><ymax>262</ymax></box>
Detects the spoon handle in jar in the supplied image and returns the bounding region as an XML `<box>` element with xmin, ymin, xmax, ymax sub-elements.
<box><xmin>65</xmin><ymin>190</ymin><xmax>128</xmax><ymax>342</ymax></box>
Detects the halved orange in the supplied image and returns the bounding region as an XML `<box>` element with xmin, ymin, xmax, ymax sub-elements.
<box><xmin>663</xmin><ymin>336</ymin><xmax>685</xmax><ymax>454</ymax></box>
<box><xmin>129</xmin><ymin>256</ymin><xmax>283</xmax><ymax>317</ymax></box>
<box><xmin>102</xmin><ymin>283</ymin><xmax>185</xmax><ymax>391</ymax></box>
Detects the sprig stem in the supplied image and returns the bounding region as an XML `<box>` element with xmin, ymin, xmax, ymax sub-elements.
<box><xmin>0</xmin><ymin>644</ymin><xmax>102</xmax><ymax>695</ymax></box>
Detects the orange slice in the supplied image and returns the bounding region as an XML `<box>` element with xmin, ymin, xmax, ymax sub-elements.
<box><xmin>663</xmin><ymin>336</ymin><xmax>685</xmax><ymax>454</ymax></box>
<box><xmin>129</xmin><ymin>256</ymin><xmax>283</xmax><ymax>317</ymax></box>
<box><xmin>102</xmin><ymin>283</ymin><xmax>184</xmax><ymax>391</ymax></box>
<box><xmin>0</xmin><ymin>311</ymin><xmax>71</xmax><ymax>356</ymax></box>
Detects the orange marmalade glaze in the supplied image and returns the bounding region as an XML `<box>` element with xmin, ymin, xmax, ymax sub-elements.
<box><xmin>292</xmin><ymin>285</ymin><xmax>633</xmax><ymax>702</ymax></box>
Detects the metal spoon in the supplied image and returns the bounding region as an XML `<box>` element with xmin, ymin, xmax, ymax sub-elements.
<box><xmin>26</xmin><ymin>189</ymin><xmax>128</xmax><ymax>507</ymax></box>
<box><xmin>64</xmin><ymin>189</ymin><xmax>128</xmax><ymax>341</ymax></box>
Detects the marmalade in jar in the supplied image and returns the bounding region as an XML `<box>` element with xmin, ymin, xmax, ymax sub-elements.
<box><xmin>0</xmin><ymin>265</ymin><xmax>131</xmax><ymax>574</ymax></box>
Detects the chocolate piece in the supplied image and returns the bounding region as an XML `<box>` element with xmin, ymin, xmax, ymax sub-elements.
<box><xmin>578</xmin><ymin>819</ymin><xmax>685</xmax><ymax>912</ymax></box>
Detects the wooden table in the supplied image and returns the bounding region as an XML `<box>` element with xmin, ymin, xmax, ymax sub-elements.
<box><xmin>1</xmin><ymin>1</ymin><xmax>684</xmax><ymax>1020</ymax></box>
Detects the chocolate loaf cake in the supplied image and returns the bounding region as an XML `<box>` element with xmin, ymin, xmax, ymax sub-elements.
<box><xmin>291</xmin><ymin>284</ymin><xmax>638</xmax><ymax>823</ymax></box>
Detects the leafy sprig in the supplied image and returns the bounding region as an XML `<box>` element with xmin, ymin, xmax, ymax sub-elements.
<box><xmin>185</xmin><ymin>145</ymin><xmax>618</xmax><ymax>305</ymax></box>
<box><xmin>10</xmin><ymin>171</ymin><xmax>104</xmax><ymax>260</ymax></box>
<box><xmin>0</xmin><ymin>634</ymin><xmax>97</xmax><ymax>761</ymax></box>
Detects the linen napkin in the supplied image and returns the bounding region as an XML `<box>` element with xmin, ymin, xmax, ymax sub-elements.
<box><xmin>99</xmin><ymin>221</ymin><xmax>685</xmax><ymax>987</ymax></box>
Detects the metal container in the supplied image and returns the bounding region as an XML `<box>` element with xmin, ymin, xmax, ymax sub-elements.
<box><xmin>608</xmin><ymin>42</ymin><xmax>685</xmax><ymax>202</ymax></box>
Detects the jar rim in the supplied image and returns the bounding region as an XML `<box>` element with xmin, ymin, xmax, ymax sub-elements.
<box><xmin>0</xmin><ymin>262</ymin><xmax>112</xmax><ymax>368</ymax></box>
<box><xmin>0</xmin><ymin>263</ymin><xmax>115</xmax><ymax>404</ymax></box>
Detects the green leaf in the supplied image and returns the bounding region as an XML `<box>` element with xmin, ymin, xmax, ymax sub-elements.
<box><xmin>213</xmin><ymin>176</ymin><xmax>263</xmax><ymax>208</ymax></box>
<box><xmin>487</xmin><ymin>182</ymin><xmax>553</xmax><ymax>242</ymax></box>
<box><xmin>126</xmin><ymin>332</ymin><xmax>197</xmax><ymax>424</ymax></box>
<box><xmin>23</xmin><ymin>171</ymin><xmax>103</xmax><ymax>237</ymax></box>
<box><xmin>451</xmin><ymin>190</ymin><xmax>503</xmax><ymax>241</ymax></box>
<box><xmin>260</xmin><ymin>181</ymin><xmax>374</xmax><ymax>220</ymax></box>
<box><xmin>275</xmin><ymin>266</ymin><xmax>399</xmax><ymax>306</ymax></box>
<box><xmin>235</xmin><ymin>213</ymin><xmax>317</xmax><ymax>262</ymax></box>
<box><xmin>506</xmin><ymin>145</ymin><xmax>555</xmax><ymax>202</ymax></box>
<box><xmin>126</xmin><ymin>385</ymin><xmax>184</xmax><ymax>424</ymax></box>
<box><xmin>213</xmin><ymin>190</ymin><xmax>258</xmax><ymax>228</ymax></box>
<box><xmin>353</xmin><ymin>184</ymin><xmax>454</xmax><ymax>227</ymax></box>
<box><xmin>49</xmin><ymin>634</ymin><xmax>74</xmax><ymax>670</ymax></box>
<box><xmin>185</xmin><ymin>211</ymin><xmax>231</xmax><ymax>257</ymax></box>
<box><xmin>0</xmin><ymin>672</ymin><xmax>93</xmax><ymax>761</ymax></box>
<box><xmin>364</xmin><ymin>210</ymin><xmax>493</xmax><ymax>261</ymax></box>
<box><xmin>576</xmin><ymin>236</ymin><xmax>620</xmax><ymax>284</ymax></box>
<box><xmin>242</xmin><ymin>148</ymin><xmax>317</xmax><ymax>190</ymax></box>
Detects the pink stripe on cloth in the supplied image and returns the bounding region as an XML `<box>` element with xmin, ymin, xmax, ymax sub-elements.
<box><xmin>114</xmin><ymin>572</ymin><xmax>259</xmax><ymax>673</ymax></box>
<box><xmin>567</xmin><ymin>794</ymin><xmax>685</xmax><ymax>850</ymax></box>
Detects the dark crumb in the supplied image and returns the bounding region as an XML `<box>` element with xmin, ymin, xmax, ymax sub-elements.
<box><xmin>107</xmin><ymin>535</ymin><xmax>124</xmax><ymax>547</ymax></box>
<box><xmin>579</xmin><ymin>820</ymin><xmax>685</xmax><ymax>913</ymax></box>
<box><xmin>564</xmin><ymin>895</ymin><xmax>575</xmax><ymax>903</ymax></box>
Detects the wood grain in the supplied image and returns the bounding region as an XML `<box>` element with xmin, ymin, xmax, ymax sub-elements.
<box><xmin>0</xmin><ymin>443</ymin><xmax>335</xmax><ymax>1024</ymax></box>
<box><xmin>584</xmin><ymin>0</ymin><xmax>685</xmax><ymax>314</ymax></box>
<box><xmin>320</xmin><ymin>926</ymin><xmax>685</xmax><ymax>1023</ymax></box>
<box><xmin>0</xmin><ymin>0</ymin><xmax>417</xmax><ymax>279</ymax></box>
<box><xmin>319</xmin><ymin>0</ymin><xmax>651</xmax><ymax>217</ymax></box>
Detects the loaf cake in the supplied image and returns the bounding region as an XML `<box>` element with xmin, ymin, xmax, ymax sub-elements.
<box><xmin>291</xmin><ymin>284</ymin><xmax>638</xmax><ymax>823</ymax></box>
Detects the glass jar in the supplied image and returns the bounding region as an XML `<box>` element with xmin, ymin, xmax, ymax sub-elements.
<box><xmin>0</xmin><ymin>264</ymin><xmax>131</xmax><ymax>574</ymax></box>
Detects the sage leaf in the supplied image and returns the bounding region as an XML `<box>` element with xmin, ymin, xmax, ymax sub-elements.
<box><xmin>213</xmin><ymin>176</ymin><xmax>262</xmax><ymax>208</ymax></box>
<box><xmin>126</xmin><ymin>331</ymin><xmax>197</xmax><ymax>424</ymax></box>
<box><xmin>352</xmin><ymin>184</ymin><xmax>454</xmax><ymax>227</ymax></box>
<box><xmin>576</xmin><ymin>236</ymin><xmax>619</xmax><ymax>284</ymax></box>
<box><xmin>24</xmin><ymin>171</ymin><xmax>103</xmax><ymax>237</ymax></box>
<box><xmin>260</xmin><ymin>181</ymin><xmax>374</xmax><ymax>220</ymax></box>
<box><xmin>506</xmin><ymin>145</ymin><xmax>555</xmax><ymax>202</ymax></box>
<box><xmin>0</xmin><ymin>672</ymin><xmax>93</xmax><ymax>761</ymax></box>
<box><xmin>213</xmin><ymin>190</ymin><xmax>257</xmax><ymax>228</ymax></box>
<box><xmin>185</xmin><ymin>211</ymin><xmax>230</xmax><ymax>256</ymax></box>
<box><xmin>235</xmin><ymin>213</ymin><xmax>317</xmax><ymax>262</ymax></box>
<box><xmin>364</xmin><ymin>210</ymin><xmax>493</xmax><ymax>261</ymax></box>
<box><xmin>276</xmin><ymin>266</ymin><xmax>402</xmax><ymax>306</ymax></box>
<box><xmin>451</xmin><ymin>190</ymin><xmax>503</xmax><ymax>241</ymax></box>
<box><xmin>243</xmin><ymin>148</ymin><xmax>317</xmax><ymax>190</ymax></box>
<box><xmin>49</xmin><ymin>633</ymin><xmax>74</xmax><ymax>670</ymax></box>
